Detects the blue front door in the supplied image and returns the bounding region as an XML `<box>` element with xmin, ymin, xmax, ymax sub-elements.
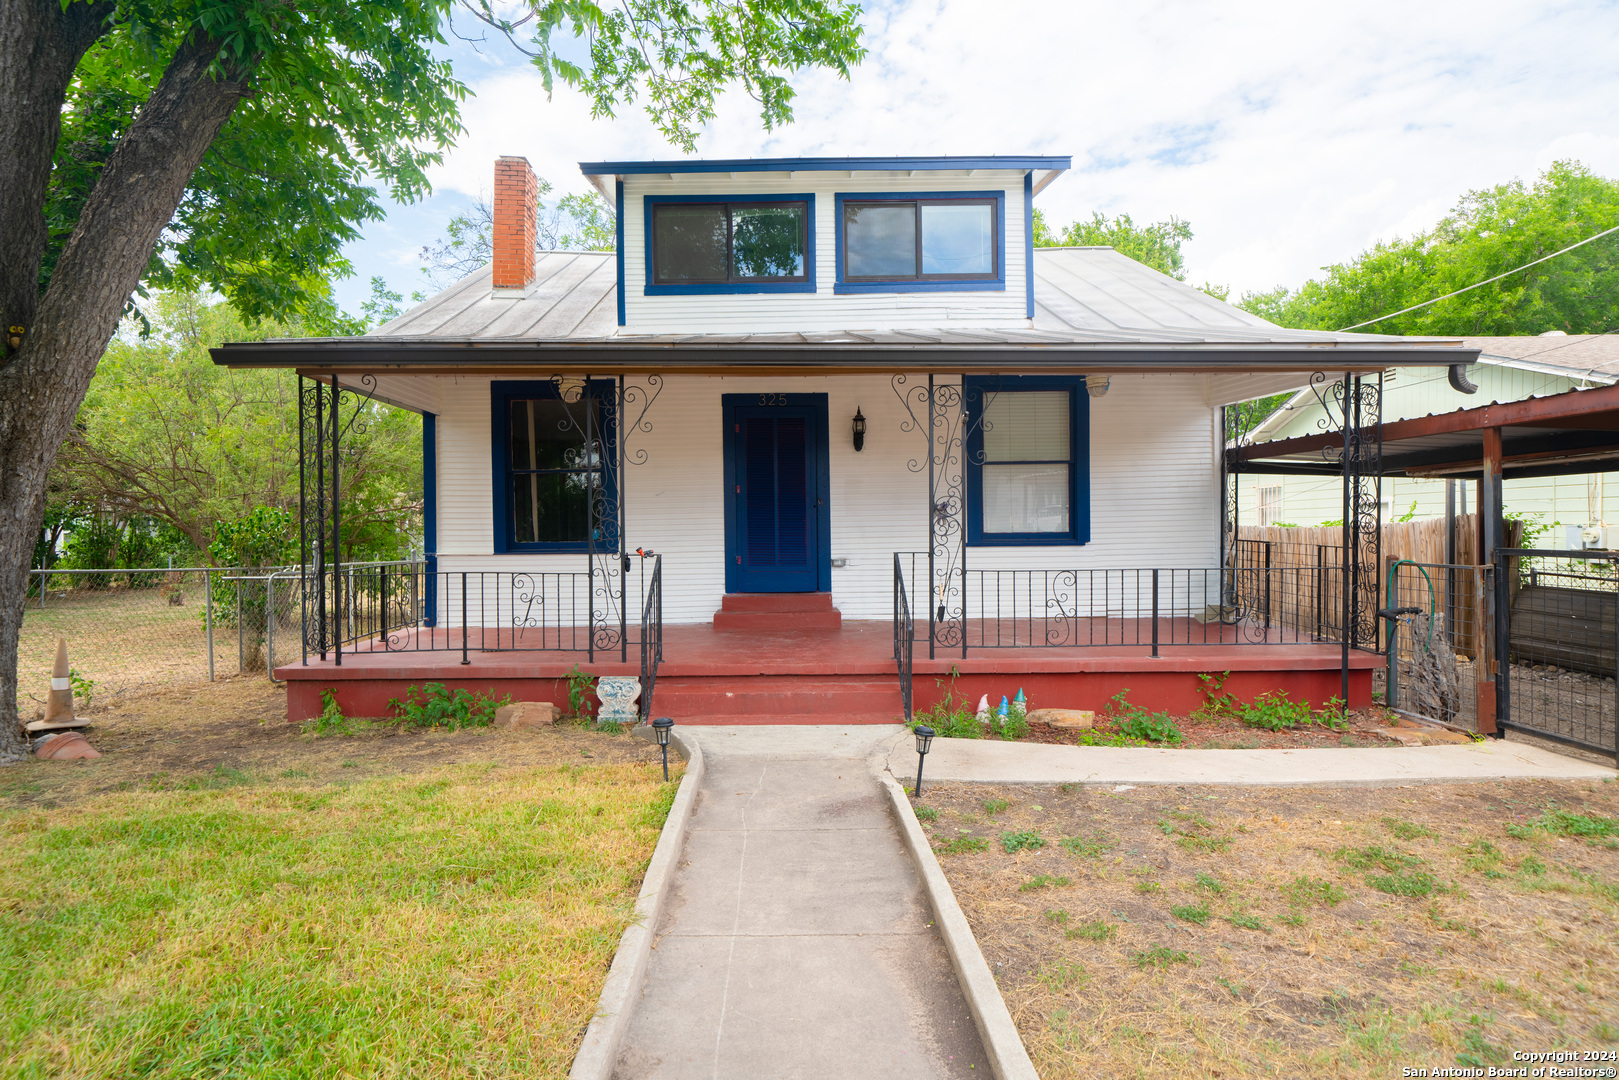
<box><xmin>723</xmin><ymin>394</ymin><xmax>830</xmax><ymax>593</ymax></box>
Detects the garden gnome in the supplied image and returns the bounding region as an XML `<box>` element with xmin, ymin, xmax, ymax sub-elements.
<box><xmin>976</xmin><ymin>695</ymin><xmax>990</xmax><ymax>722</ymax></box>
<box><xmin>28</xmin><ymin>638</ymin><xmax>82</xmax><ymax>733</ymax></box>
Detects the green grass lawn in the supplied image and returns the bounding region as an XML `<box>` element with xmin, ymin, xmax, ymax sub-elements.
<box><xmin>0</xmin><ymin>759</ymin><xmax>679</xmax><ymax>1077</ymax></box>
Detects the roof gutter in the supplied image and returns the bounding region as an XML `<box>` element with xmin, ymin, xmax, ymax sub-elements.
<box><xmin>212</xmin><ymin>339</ymin><xmax>1479</xmax><ymax>375</ymax></box>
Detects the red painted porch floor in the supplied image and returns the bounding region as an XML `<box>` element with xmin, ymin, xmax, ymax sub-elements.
<box><xmin>279</xmin><ymin>620</ymin><xmax>1379</xmax><ymax>724</ymax></box>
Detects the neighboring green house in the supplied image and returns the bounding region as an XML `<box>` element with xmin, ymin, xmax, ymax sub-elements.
<box><xmin>1237</xmin><ymin>334</ymin><xmax>1619</xmax><ymax>547</ymax></box>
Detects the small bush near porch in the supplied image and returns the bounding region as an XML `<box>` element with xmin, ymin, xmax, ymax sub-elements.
<box><xmin>921</xmin><ymin>778</ymin><xmax>1619</xmax><ymax>1077</ymax></box>
<box><xmin>0</xmin><ymin>680</ymin><xmax>679</xmax><ymax>1077</ymax></box>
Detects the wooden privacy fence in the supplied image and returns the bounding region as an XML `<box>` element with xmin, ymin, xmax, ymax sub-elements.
<box><xmin>1235</xmin><ymin>515</ymin><xmax>1518</xmax><ymax>658</ymax></box>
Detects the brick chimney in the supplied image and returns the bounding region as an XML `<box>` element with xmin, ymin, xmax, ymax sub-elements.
<box><xmin>491</xmin><ymin>156</ymin><xmax>537</xmax><ymax>295</ymax></box>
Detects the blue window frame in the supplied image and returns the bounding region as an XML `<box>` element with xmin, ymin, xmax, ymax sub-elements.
<box><xmin>834</xmin><ymin>190</ymin><xmax>1006</xmax><ymax>294</ymax></box>
<box><xmin>643</xmin><ymin>193</ymin><xmax>816</xmax><ymax>295</ymax></box>
<box><xmin>965</xmin><ymin>375</ymin><xmax>1089</xmax><ymax>547</ymax></box>
<box><xmin>490</xmin><ymin>380</ymin><xmax>618</xmax><ymax>554</ymax></box>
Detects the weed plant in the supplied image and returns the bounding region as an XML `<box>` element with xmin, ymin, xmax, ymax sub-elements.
<box><xmin>910</xmin><ymin>673</ymin><xmax>983</xmax><ymax>739</ymax></box>
<box><xmin>1021</xmin><ymin>874</ymin><xmax>1071</xmax><ymax>891</ymax></box>
<box><xmin>1195</xmin><ymin>672</ymin><xmax>1348</xmax><ymax>731</ymax></box>
<box><xmin>939</xmin><ymin>835</ymin><xmax>989</xmax><ymax>854</ymax></box>
<box><xmin>390</xmin><ymin>682</ymin><xmax>510</xmax><ymax>730</ymax></box>
<box><xmin>1066</xmin><ymin>920</ymin><xmax>1117</xmax><ymax>942</ymax></box>
<box><xmin>1060</xmin><ymin>832</ymin><xmax>1115</xmax><ymax>858</ymax></box>
<box><xmin>1104</xmin><ymin>690</ymin><xmax>1182</xmax><ymax>744</ymax></box>
<box><xmin>1131</xmin><ymin>946</ymin><xmax>1190</xmax><ymax>969</ymax></box>
<box><xmin>1169</xmin><ymin>903</ymin><xmax>1209</xmax><ymax>925</ymax></box>
<box><xmin>1000</xmin><ymin>830</ymin><xmax>1046</xmax><ymax>853</ymax></box>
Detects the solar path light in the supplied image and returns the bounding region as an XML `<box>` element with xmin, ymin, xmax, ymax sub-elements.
<box><xmin>913</xmin><ymin>725</ymin><xmax>935</xmax><ymax>797</ymax></box>
<box><xmin>652</xmin><ymin>716</ymin><xmax>674</xmax><ymax>782</ymax></box>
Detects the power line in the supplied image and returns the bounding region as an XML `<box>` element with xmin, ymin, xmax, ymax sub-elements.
<box><xmin>1337</xmin><ymin>222</ymin><xmax>1619</xmax><ymax>331</ymax></box>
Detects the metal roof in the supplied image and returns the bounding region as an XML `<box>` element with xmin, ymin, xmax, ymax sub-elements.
<box><xmin>578</xmin><ymin>154</ymin><xmax>1073</xmax><ymax>176</ymax></box>
<box><xmin>363</xmin><ymin>247</ymin><xmax>1461</xmax><ymax>348</ymax></box>
<box><xmin>1232</xmin><ymin>381</ymin><xmax>1619</xmax><ymax>482</ymax></box>
<box><xmin>213</xmin><ymin>247</ymin><xmax>1476</xmax><ymax>371</ymax></box>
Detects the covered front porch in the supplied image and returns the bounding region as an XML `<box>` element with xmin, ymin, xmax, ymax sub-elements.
<box><xmin>282</xmin><ymin>614</ymin><xmax>1379</xmax><ymax>723</ymax></box>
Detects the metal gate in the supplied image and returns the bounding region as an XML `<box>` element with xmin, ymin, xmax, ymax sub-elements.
<box><xmin>1494</xmin><ymin>547</ymin><xmax>1619</xmax><ymax>764</ymax></box>
<box><xmin>1382</xmin><ymin>560</ymin><xmax>1483</xmax><ymax>732</ymax></box>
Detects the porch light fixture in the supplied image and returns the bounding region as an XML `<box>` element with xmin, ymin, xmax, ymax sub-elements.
<box><xmin>913</xmin><ymin>724</ymin><xmax>935</xmax><ymax>796</ymax></box>
<box><xmin>652</xmin><ymin>716</ymin><xmax>674</xmax><ymax>781</ymax></box>
<box><xmin>1087</xmin><ymin>376</ymin><xmax>1110</xmax><ymax>399</ymax></box>
<box><xmin>852</xmin><ymin>407</ymin><xmax>867</xmax><ymax>452</ymax></box>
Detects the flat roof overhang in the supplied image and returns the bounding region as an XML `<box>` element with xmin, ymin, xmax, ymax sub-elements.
<box><xmin>212</xmin><ymin>339</ymin><xmax>1478</xmax><ymax>378</ymax></box>
<box><xmin>1231</xmin><ymin>381</ymin><xmax>1619</xmax><ymax>481</ymax></box>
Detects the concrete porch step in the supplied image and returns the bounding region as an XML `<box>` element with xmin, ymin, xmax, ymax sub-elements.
<box><xmin>713</xmin><ymin>592</ymin><xmax>842</xmax><ymax>631</ymax></box>
<box><xmin>652</xmin><ymin>674</ymin><xmax>900</xmax><ymax>720</ymax></box>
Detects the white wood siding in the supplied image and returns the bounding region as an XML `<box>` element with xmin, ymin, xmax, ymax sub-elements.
<box><xmin>621</xmin><ymin>172</ymin><xmax>1030</xmax><ymax>333</ymax></box>
<box><xmin>422</xmin><ymin>372</ymin><xmax>1218</xmax><ymax>624</ymax></box>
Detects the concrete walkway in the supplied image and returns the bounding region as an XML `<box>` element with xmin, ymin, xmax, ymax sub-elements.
<box><xmin>882</xmin><ymin>729</ymin><xmax>1618</xmax><ymax>787</ymax></box>
<box><xmin>612</xmin><ymin>725</ymin><xmax>989</xmax><ymax>1080</ymax></box>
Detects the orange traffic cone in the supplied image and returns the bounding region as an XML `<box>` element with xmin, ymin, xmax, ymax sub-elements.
<box><xmin>26</xmin><ymin>638</ymin><xmax>84</xmax><ymax>733</ymax></box>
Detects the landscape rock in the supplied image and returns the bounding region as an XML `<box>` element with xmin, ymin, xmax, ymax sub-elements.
<box><xmin>34</xmin><ymin>732</ymin><xmax>100</xmax><ymax>760</ymax></box>
<box><xmin>1028</xmin><ymin>708</ymin><xmax>1095</xmax><ymax>729</ymax></box>
<box><xmin>494</xmin><ymin>701</ymin><xmax>562</xmax><ymax>729</ymax></box>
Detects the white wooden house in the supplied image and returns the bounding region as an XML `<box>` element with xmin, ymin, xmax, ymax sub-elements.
<box><xmin>214</xmin><ymin>154</ymin><xmax>1474</xmax><ymax>723</ymax></box>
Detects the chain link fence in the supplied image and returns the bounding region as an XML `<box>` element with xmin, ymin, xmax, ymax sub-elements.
<box><xmin>17</xmin><ymin>567</ymin><xmax>242</xmax><ymax>713</ymax></box>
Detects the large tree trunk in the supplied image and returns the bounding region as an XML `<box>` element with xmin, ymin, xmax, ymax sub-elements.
<box><xmin>0</xmin><ymin>19</ymin><xmax>254</xmax><ymax>763</ymax></box>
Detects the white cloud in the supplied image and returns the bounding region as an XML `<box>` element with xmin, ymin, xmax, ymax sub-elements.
<box><xmin>340</xmin><ymin>0</ymin><xmax>1619</xmax><ymax>308</ymax></box>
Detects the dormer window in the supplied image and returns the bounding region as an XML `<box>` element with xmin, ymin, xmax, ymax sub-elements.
<box><xmin>645</xmin><ymin>196</ymin><xmax>814</xmax><ymax>294</ymax></box>
<box><xmin>834</xmin><ymin>191</ymin><xmax>1006</xmax><ymax>294</ymax></box>
<box><xmin>844</xmin><ymin>198</ymin><xmax>997</xmax><ymax>280</ymax></box>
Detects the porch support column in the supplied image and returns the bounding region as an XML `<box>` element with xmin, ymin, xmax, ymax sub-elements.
<box><xmin>1339</xmin><ymin>373</ymin><xmax>1352</xmax><ymax>710</ymax></box>
<box><xmin>332</xmin><ymin>374</ymin><xmax>343</xmax><ymax>667</ymax></box>
<box><xmin>1476</xmin><ymin>426</ymin><xmax>1503</xmax><ymax>734</ymax></box>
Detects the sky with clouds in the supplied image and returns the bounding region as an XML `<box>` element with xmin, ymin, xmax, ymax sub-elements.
<box><xmin>337</xmin><ymin>0</ymin><xmax>1619</xmax><ymax>315</ymax></box>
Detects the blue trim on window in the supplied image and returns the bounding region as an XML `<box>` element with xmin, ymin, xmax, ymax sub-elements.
<box><xmin>833</xmin><ymin>190</ymin><xmax>1006</xmax><ymax>295</ymax></box>
<box><xmin>422</xmin><ymin>411</ymin><xmax>437</xmax><ymax>626</ymax></box>
<box><xmin>615</xmin><ymin>180</ymin><xmax>625</xmax><ymax>326</ymax></box>
<box><xmin>1024</xmin><ymin>171</ymin><xmax>1035</xmax><ymax>319</ymax></box>
<box><xmin>583</xmin><ymin>155</ymin><xmax>1071</xmax><ymax>175</ymax></box>
<box><xmin>964</xmin><ymin>375</ymin><xmax>1090</xmax><ymax>547</ymax></box>
<box><xmin>643</xmin><ymin>193</ymin><xmax>816</xmax><ymax>295</ymax></box>
<box><xmin>491</xmin><ymin>380</ymin><xmax>619</xmax><ymax>554</ymax></box>
<box><xmin>721</xmin><ymin>393</ymin><xmax>832</xmax><ymax>593</ymax></box>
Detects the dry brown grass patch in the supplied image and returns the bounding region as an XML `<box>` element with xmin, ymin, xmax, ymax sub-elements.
<box><xmin>921</xmin><ymin>777</ymin><xmax>1619</xmax><ymax>1077</ymax></box>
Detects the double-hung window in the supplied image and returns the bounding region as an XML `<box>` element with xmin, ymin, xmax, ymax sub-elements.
<box><xmin>965</xmin><ymin>376</ymin><xmax>1089</xmax><ymax>546</ymax></box>
<box><xmin>836</xmin><ymin>192</ymin><xmax>1004</xmax><ymax>292</ymax></box>
<box><xmin>646</xmin><ymin>196</ymin><xmax>813</xmax><ymax>293</ymax></box>
<box><xmin>491</xmin><ymin>381</ymin><xmax>617</xmax><ymax>552</ymax></box>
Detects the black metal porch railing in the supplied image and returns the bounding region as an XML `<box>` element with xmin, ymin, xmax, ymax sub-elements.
<box><xmin>298</xmin><ymin>561</ymin><xmax>659</xmax><ymax>667</ymax></box>
<box><xmin>639</xmin><ymin>553</ymin><xmax>663</xmax><ymax>721</ymax></box>
<box><xmin>893</xmin><ymin>552</ymin><xmax>1359</xmax><ymax>658</ymax></box>
<box><xmin>893</xmin><ymin>552</ymin><xmax>914</xmax><ymax>720</ymax></box>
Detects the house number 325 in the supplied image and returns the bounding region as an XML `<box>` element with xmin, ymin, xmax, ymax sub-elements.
<box><xmin>758</xmin><ymin>393</ymin><xmax>788</xmax><ymax>406</ymax></box>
